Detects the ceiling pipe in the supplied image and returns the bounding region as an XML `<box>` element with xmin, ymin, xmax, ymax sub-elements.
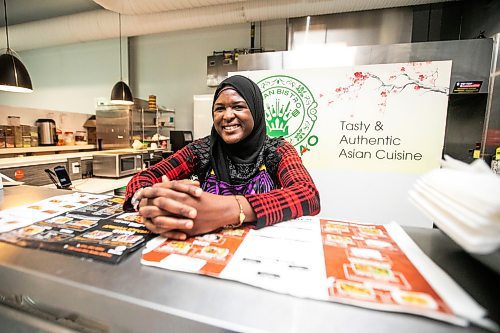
<box><xmin>93</xmin><ymin>0</ymin><xmax>247</xmax><ymax>15</ymax></box>
<box><xmin>1</xmin><ymin>0</ymin><xmax>455</xmax><ymax>52</ymax></box>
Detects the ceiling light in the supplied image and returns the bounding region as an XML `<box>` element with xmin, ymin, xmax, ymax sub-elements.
<box><xmin>110</xmin><ymin>13</ymin><xmax>133</xmax><ymax>105</ymax></box>
<box><xmin>0</xmin><ymin>0</ymin><xmax>33</xmax><ymax>93</ymax></box>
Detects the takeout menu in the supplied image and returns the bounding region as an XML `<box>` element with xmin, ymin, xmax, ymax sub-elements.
<box><xmin>0</xmin><ymin>194</ymin><xmax>153</xmax><ymax>264</ymax></box>
<box><xmin>320</xmin><ymin>219</ymin><xmax>453</xmax><ymax>315</ymax></box>
<box><xmin>142</xmin><ymin>228</ymin><xmax>250</xmax><ymax>275</ymax></box>
<box><xmin>141</xmin><ymin>217</ymin><xmax>464</xmax><ymax>325</ymax></box>
<box><xmin>0</xmin><ymin>192</ymin><xmax>110</xmax><ymax>233</ymax></box>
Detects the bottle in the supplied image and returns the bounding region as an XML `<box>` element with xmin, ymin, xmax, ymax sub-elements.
<box><xmin>56</xmin><ymin>129</ymin><xmax>64</xmax><ymax>146</ymax></box>
<box><xmin>63</xmin><ymin>131</ymin><xmax>75</xmax><ymax>145</ymax></box>
<box><xmin>472</xmin><ymin>142</ymin><xmax>481</xmax><ymax>159</ymax></box>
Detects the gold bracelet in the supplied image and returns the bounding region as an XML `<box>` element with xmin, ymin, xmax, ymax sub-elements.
<box><xmin>224</xmin><ymin>195</ymin><xmax>245</xmax><ymax>229</ymax></box>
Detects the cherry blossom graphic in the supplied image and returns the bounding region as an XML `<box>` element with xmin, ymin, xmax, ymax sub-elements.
<box><xmin>319</xmin><ymin>62</ymin><xmax>449</xmax><ymax>112</ymax></box>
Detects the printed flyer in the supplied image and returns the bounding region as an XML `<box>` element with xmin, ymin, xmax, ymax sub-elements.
<box><xmin>142</xmin><ymin>217</ymin><xmax>489</xmax><ymax>327</ymax></box>
<box><xmin>0</xmin><ymin>194</ymin><xmax>153</xmax><ymax>264</ymax></box>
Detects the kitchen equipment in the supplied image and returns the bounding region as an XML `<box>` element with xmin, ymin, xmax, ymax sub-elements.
<box><xmin>170</xmin><ymin>130</ymin><xmax>193</xmax><ymax>152</ymax></box>
<box><xmin>83</xmin><ymin>115</ymin><xmax>96</xmax><ymax>145</ymax></box>
<box><xmin>36</xmin><ymin>119</ymin><xmax>57</xmax><ymax>146</ymax></box>
<box><xmin>96</xmin><ymin>104</ymin><xmax>132</xmax><ymax>150</ymax></box>
<box><xmin>92</xmin><ymin>152</ymin><xmax>143</xmax><ymax>178</ymax></box>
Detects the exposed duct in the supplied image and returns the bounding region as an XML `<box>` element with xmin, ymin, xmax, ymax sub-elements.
<box><xmin>1</xmin><ymin>0</ymin><xmax>456</xmax><ymax>52</ymax></box>
<box><xmin>93</xmin><ymin>0</ymin><xmax>247</xmax><ymax>15</ymax></box>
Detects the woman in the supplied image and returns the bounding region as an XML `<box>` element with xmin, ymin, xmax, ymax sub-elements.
<box><xmin>125</xmin><ymin>75</ymin><xmax>320</xmax><ymax>239</ymax></box>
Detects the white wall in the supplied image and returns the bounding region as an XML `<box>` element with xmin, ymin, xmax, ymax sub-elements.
<box><xmin>0</xmin><ymin>105</ymin><xmax>89</xmax><ymax>133</ymax></box>
<box><xmin>0</xmin><ymin>20</ymin><xmax>286</xmax><ymax>131</ymax></box>
<box><xmin>0</xmin><ymin>37</ymin><xmax>128</xmax><ymax>115</ymax></box>
<box><xmin>129</xmin><ymin>23</ymin><xmax>250</xmax><ymax>131</ymax></box>
<box><xmin>130</xmin><ymin>20</ymin><xmax>287</xmax><ymax>131</ymax></box>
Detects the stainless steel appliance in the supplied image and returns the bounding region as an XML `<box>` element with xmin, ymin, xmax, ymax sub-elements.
<box><xmin>36</xmin><ymin>119</ymin><xmax>57</xmax><ymax>146</ymax></box>
<box><xmin>170</xmin><ymin>130</ymin><xmax>193</xmax><ymax>152</ymax></box>
<box><xmin>96</xmin><ymin>100</ymin><xmax>175</xmax><ymax>151</ymax></box>
<box><xmin>92</xmin><ymin>152</ymin><xmax>142</xmax><ymax>178</ymax></box>
<box><xmin>95</xmin><ymin>104</ymin><xmax>132</xmax><ymax>150</ymax></box>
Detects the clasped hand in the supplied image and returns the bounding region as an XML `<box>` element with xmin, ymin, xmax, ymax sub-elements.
<box><xmin>137</xmin><ymin>176</ymin><xmax>225</xmax><ymax>240</ymax></box>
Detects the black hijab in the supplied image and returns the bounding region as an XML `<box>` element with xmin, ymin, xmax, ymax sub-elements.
<box><xmin>210</xmin><ymin>75</ymin><xmax>266</xmax><ymax>183</ymax></box>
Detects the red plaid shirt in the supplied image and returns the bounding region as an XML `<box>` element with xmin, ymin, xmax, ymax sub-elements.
<box><xmin>125</xmin><ymin>139</ymin><xmax>320</xmax><ymax>228</ymax></box>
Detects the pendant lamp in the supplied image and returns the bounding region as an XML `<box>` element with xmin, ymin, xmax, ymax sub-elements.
<box><xmin>0</xmin><ymin>0</ymin><xmax>33</xmax><ymax>93</ymax></box>
<box><xmin>110</xmin><ymin>13</ymin><xmax>133</xmax><ymax>105</ymax></box>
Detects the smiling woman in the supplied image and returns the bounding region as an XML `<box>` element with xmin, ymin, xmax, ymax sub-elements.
<box><xmin>124</xmin><ymin>75</ymin><xmax>320</xmax><ymax>240</ymax></box>
<box><xmin>212</xmin><ymin>88</ymin><xmax>255</xmax><ymax>144</ymax></box>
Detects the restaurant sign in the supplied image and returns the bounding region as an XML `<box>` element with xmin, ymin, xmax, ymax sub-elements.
<box><xmin>258</xmin><ymin>75</ymin><xmax>319</xmax><ymax>155</ymax></box>
<box><xmin>237</xmin><ymin>61</ymin><xmax>453</xmax><ymax>227</ymax></box>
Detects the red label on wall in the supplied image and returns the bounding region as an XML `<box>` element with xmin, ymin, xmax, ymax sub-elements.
<box><xmin>14</xmin><ymin>169</ymin><xmax>25</xmax><ymax>179</ymax></box>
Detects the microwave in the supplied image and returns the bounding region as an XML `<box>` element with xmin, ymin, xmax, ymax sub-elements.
<box><xmin>92</xmin><ymin>152</ymin><xmax>143</xmax><ymax>178</ymax></box>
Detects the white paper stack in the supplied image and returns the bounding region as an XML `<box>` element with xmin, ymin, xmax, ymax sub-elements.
<box><xmin>409</xmin><ymin>155</ymin><xmax>500</xmax><ymax>254</ymax></box>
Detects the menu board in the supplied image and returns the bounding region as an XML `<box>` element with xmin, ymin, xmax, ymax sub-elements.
<box><xmin>0</xmin><ymin>193</ymin><xmax>153</xmax><ymax>264</ymax></box>
<box><xmin>142</xmin><ymin>217</ymin><xmax>487</xmax><ymax>327</ymax></box>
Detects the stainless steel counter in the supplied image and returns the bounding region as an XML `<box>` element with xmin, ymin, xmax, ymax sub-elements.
<box><xmin>0</xmin><ymin>186</ymin><xmax>498</xmax><ymax>333</ymax></box>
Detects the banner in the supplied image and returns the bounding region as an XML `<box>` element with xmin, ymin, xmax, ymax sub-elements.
<box><xmin>237</xmin><ymin>61</ymin><xmax>452</xmax><ymax>227</ymax></box>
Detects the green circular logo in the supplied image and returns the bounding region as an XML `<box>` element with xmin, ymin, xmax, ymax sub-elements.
<box><xmin>258</xmin><ymin>75</ymin><xmax>318</xmax><ymax>148</ymax></box>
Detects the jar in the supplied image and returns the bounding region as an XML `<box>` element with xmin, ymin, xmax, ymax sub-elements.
<box><xmin>75</xmin><ymin>130</ymin><xmax>87</xmax><ymax>145</ymax></box>
<box><xmin>56</xmin><ymin>129</ymin><xmax>64</xmax><ymax>146</ymax></box>
<box><xmin>63</xmin><ymin>131</ymin><xmax>75</xmax><ymax>145</ymax></box>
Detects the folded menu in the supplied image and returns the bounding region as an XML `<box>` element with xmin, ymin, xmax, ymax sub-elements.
<box><xmin>141</xmin><ymin>217</ymin><xmax>496</xmax><ymax>330</ymax></box>
<box><xmin>409</xmin><ymin>155</ymin><xmax>500</xmax><ymax>254</ymax></box>
<box><xmin>0</xmin><ymin>193</ymin><xmax>153</xmax><ymax>264</ymax></box>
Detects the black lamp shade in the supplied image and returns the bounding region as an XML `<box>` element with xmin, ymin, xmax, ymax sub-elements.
<box><xmin>110</xmin><ymin>80</ymin><xmax>134</xmax><ymax>105</ymax></box>
<box><xmin>0</xmin><ymin>53</ymin><xmax>33</xmax><ymax>93</ymax></box>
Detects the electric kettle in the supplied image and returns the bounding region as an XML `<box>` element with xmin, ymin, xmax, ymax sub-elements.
<box><xmin>36</xmin><ymin>119</ymin><xmax>57</xmax><ymax>146</ymax></box>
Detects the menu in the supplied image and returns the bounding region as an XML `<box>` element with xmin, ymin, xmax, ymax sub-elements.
<box><xmin>142</xmin><ymin>217</ymin><xmax>490</xmax><ymax>328</ymax></box>
<box><xmin>0</xmin><ymin>193</ymin><xmax>153</xmax><ymax>264</ymax></box>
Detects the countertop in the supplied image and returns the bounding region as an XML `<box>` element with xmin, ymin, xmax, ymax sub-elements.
<box><xmin>43</xmin><ymin>176</ymin><xmax>133</xmax><ymax>194</ymax></box>
<box><xmin>0</xmin><ymin>144</ymin><xmax>96</xmax><ymax>155</ymax></box>
<box><xmin>0</xmin><ymin>151</ymin><xmax>96</xmax><ymax>168</ymax></box>
<box><xmin>0</xmin><ymin>186</ymin><xmax>498</xmax><ymax>333</ymax></box>
<box><xmin>0</xmin><ymin>148</ymin><xmax>164</xmax><ymax>169</ymax></box>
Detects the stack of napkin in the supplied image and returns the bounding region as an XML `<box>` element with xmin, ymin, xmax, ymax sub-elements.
<box><xmin>409</xmin><ymin>155</ymin><xmax>500</xmax><ymax>254</ymax></box>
